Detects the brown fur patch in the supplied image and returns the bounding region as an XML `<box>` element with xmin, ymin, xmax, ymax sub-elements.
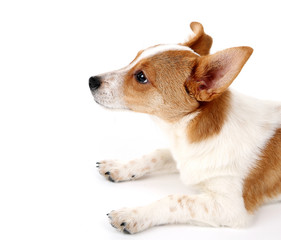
<box><xmin>187</xmin><ymin>90</ymin><xmax>231</xmax><ymax>143</ymax></box>
<box><xmin>181</xmin><ymin>22</ymin><xmax>213</xmax><ymax>56</ymax></box>
<box><xmin>123</xmin><ymin>50</ymin><xmax>199</xmax><ymax>122</ymax></box>
<box><xmin>243</xmin><ymin>128</ymin><xmax>281</xmax><ymax>213</ymax></box>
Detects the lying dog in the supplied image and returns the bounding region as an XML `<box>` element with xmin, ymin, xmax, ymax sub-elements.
<box><xmin>89</xmin><ymin>22</ymin><xmax>281</xmax><ymax>234</ymax></box>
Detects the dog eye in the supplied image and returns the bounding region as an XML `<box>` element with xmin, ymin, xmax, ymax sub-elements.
<box><xmin>135</xmin><ymin>71</ymin><xmax>148</xmax><ymax>84</ymax></box>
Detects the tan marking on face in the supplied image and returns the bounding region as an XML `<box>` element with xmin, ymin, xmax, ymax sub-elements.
<box><xmin>243</xmin><ymin>128</ymin><xmax>281</xmax><ymax>213</ymax></box>
<box><xmin>187</xmin><ymin>90</ymin><xmax>231</xmax><ymax>143</ymax></box>
<box><xmin>122</xmin><ymin>49</ymin><xmax>200</xmax><ymax>122</ymax></box>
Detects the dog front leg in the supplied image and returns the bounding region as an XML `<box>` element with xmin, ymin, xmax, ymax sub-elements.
<box><xmin>108</xmin><ymin>192</ymin><xmax>250</xmax><ymax>234</ymax></box>
<box><xmin>96</xmin><ymin>149</ymin><xmax>177</xmax><ymax>182</ymax></box>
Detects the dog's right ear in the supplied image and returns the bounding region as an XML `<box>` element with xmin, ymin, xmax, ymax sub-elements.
<box><xmin>181</xmin><ymin>22</ymin><xmax>213</xmax><ymax>56</ymax></box>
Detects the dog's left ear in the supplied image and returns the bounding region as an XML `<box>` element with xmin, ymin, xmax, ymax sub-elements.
<box><xmin>182</xmin><ymin>22</ymin><xmax>213</xmax><ymax>56</ymax></box>
<box><xmin>186</xmin><ymin>46</ymin><xmax>253</xmax><ymax>102</ymax></box>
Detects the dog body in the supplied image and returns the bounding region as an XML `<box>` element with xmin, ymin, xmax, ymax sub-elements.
<box><xmin>90</xmin><ymin>22</ymin><xmax>281</xmax><ymax>234</ymax></box>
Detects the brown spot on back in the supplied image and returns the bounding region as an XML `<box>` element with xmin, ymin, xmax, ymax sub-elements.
<box><xmin>151</xmin><ymin>158</ymin><xmax>157</xmax><ymax>163</ymax></box>
<box><xmin>243</xmin><ymin>128</ymin><xmax>281</xmax><ymax>213</ymax></box>
<box><xmin>187</xmin><ymin>90</ymin><xmax>231</xmax><ymax>143</ymax></box>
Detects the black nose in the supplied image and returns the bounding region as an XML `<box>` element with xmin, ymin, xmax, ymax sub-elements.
<box><xmin>89</xmin><ymin>76</ymin><xmax>101</xmax><ymax>90</ymax></box>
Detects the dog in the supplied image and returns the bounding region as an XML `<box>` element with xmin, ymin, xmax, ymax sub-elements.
<box><xmin>89</xmin><ymin>22</ymin><xmax>281</xmax><ymax>234</ymax></box>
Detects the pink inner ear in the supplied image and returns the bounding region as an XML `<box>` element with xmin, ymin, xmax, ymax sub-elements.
<box><xmin>198</xmin><ymin>63</ymin><xmax>229</xmax><ymax>91</ymax></box>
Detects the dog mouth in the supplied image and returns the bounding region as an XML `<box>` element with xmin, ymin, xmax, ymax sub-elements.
<box><xmin>91</xmin><ymin>92</ymin><xmax>130</xmax><ymax>111</ymax></box>
<box><xmin>90</xmin><ymin>92</ymin><xmax>109</xmax><ymax>109</ymax></box>
<box><xmin>93</xmin><ymin>98</ymin><xmax>112</xmax><ymax>109</ymax></box>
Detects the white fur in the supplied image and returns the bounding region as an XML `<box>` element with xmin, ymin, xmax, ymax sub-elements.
<box><xmin>100</xmin><ymin>90</ymin><xmax>281</xmax><ymax>233</ymax></box>
<box><xmin>91</xmin><ymin>70</ymin><xmax>128</xmax><ymax>109</ymax></box>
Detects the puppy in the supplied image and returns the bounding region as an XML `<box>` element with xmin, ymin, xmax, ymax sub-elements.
<box><xmin>89</xmin><ymin>22</ymin><xmax>281</xmax><ymax>234</ymax></box>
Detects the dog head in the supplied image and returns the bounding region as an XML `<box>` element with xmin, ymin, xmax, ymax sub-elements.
<box><xmin>89</xmin><ymin>22</ymin><xmax>253</xmax><ymax>122</ymax></box>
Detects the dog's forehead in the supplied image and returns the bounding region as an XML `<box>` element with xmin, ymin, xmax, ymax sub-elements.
<box><xmin>130</xmin><ymin>44</ymin><xmax>198</xmax><ymax>68</ymax></box>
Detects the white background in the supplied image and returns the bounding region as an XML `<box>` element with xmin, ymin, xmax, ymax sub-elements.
<box><xmin>0</xmin><ymin>0</ymin><xmax>281</xmax><ymax>239</ymax></box>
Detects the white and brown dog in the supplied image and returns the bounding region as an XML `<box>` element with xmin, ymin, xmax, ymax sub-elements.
<box><xmin>90</xmin><ymin>22</ymin><xmax>281</xmax><ymax>234</ymax></box>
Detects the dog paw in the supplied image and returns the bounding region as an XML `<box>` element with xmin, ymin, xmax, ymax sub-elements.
<box><xmin>96</xmin><ymin>160</ymin><xmax>137</xmax><ymax>182</ymax></box>
<box><xmin>107</xmin><ymin>208</ymin><xmax>152</xmax><ymax>234</ymax></box>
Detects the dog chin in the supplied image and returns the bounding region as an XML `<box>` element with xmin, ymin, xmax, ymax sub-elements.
<box><xmin>94</xmin><ymin>98</ymin><xmax>130</xmax><ymax>111</ymax></box>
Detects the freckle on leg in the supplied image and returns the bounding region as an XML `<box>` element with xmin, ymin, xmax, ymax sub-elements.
<box><xmin>141</xmin><ymin>167</ymin><xmax>150</xmax><ymax>172</ymax></box>
<box><xmin>151</xmin><ymin>158</ymin><xmax>157</xmax><ymax>163</ymax></box>
<box><xmin>189</xmin><ymin>206</ymin><xmax>195</xmax><ymax>218</ymax></box>
<box><xmin>170</xmin><ymin>207</ymin><xmax>177</xmax><ymax>212</ymax></box>
<box><xmin>178</xmin><ymin>198</ymin><xmax>184</xmax><ymax>208</ymax></box>
<box><xmin>204</xmin><ymin>204</ymin><xmax>209</xmax><ymax>213</ymax></box>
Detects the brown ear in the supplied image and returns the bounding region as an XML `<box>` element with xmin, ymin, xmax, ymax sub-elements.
<box><xmin>186</xmin><ymin>46</ymin><xmax>253</xmax><ymax>102</ymax></box>
<box><xmin>182</xmin><ymin>22</ymin><xmax>213</xmax><ymax>56</ymax></box>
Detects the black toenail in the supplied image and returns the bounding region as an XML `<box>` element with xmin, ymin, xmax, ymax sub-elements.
<box><xmin>120</xmin><ymin>222</ymin><xmax>126</xmax><ymax>226</ymax></box>
<box><xmin>123</xmin><ymin>228</ymin><xmax>131</xmax><ymax>234</ymax></box>
<box><xmin>108</xmin><ymin>176</ymin><xmax>115</xmax><ymax>182</ymax></box>
<box><xmin>110</xmin><ymin>223</ymin><xmax>117</xmax><ymax>229</ymax></box>
<box><xmin>105</xmin><ymin>171</ymin><xmax>110</xmax><ymax>175</ymax></box>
